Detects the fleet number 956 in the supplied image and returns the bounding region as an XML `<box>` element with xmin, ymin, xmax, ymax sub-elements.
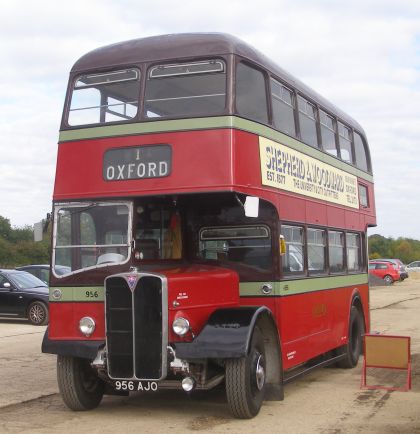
<box><xmin>114</xmin><ymin>380</ymin><xmax>158</xmax><ymax>392</ymax></box>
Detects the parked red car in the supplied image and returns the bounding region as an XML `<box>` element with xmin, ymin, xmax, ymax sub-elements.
<box><xmin>369</xmin><ymin>260</ymin><xmax>400</xmax><ymax>284</ymax></box>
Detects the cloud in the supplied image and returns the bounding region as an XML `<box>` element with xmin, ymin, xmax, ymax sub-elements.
<box><xmin>1</xmin><ymin>0</ymin><xmax>420</xmax><ymax>239</ymax></box>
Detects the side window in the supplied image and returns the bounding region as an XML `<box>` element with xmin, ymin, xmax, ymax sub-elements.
<box><xmin>320</xmin><ymin>110</ymin><xmax>338</xmax><ymax>157</ymax></box>
<box><xmin>359</xmin><ymin>184</ymin><xmax>369</xmax><ymax>208</ymax></box>
<box><xmin>199</xmin><ymin>226</ymin><xmax>271</xmax><ymax>270</ymax></box>
<box><xmin>0</xmin><ymin>275</ymin><xmax>10</xmax><ymax>288</ymax></box>
<box><xmin>271</xmin><ymin>79</ymin><xmax>296</xmax><ymax>136</ymax></box>
<box><xmin>328</xmin><ymin>230</ymin><xmax>344</xmax><ymax>273</ymax></box>
<box><xmin>298</xmin><ymin>96</ymin><xmax>318</xmax><ymax>148</ymax></box>
<box><xmin>307</xmin><ymin>228</ymin><xmax>326</xmax><ymax>274</ymax></box>
<box><xmin>347</xmin><ymin>233</ymin><xmax>361</xmax><ymax>271</ymax></box>
<box><xmin>354</xmin><ymin>132</ymin><xmax>369</xmax><ymax>172</ymax></box>
<box><xmin>282</xmin><ymin>225</ymin><xmax>304</xmax><ymax>274</ymax></box>
<box><xmin>236</xmin><ymin>63</ymin><xmax>268</xmax><ymax>124</ymax></box>
<box><xmin>338</xmin><ymin>122</ymin><xmax>353</xmax><ymax>163</ymax></box>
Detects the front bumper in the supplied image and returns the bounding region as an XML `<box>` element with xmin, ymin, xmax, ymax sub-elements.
<box><xmin>41</xmin><ymin>329</ymin><xmax>105</xmax><ymax>360</ymax></box>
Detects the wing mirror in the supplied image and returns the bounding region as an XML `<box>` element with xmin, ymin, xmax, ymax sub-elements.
<box><xmin>2</xmin><ymin>282</ymin><xmax>11</xmax><ymax>290</ymax></box>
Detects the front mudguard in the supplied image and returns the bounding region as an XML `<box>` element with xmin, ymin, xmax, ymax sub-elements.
<box><xmin>174</xmin><ymin>306</ymin><xmax>274</xmax><ymax>359</ymax></box>
<box><xmin>41</xmin><ymin>328</ymin><xmax>104</xmax><ymax>360</ymax></box>
<box><xmin>174</xmin><ymin>305</ymin><xmax>283</xmax><ymax>400</ymax></box>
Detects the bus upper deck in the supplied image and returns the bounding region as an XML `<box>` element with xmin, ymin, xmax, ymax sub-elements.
<box><xmin>57</xmin><ymin>33</ymin><xmax>375</xmax><ymax>222</ymax></box>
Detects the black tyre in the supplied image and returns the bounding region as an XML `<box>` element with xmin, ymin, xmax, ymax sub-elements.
<box><xmin>27</xmin><ymin>301</ymin><xmax>49</xmax><ymax>325</ymax></box>
<box><xmin>383</xmin><ymin>275</ymin><xmax>393</xmax><ymax>285</ymax></box>
<box><xmin>337</xmin><ymin>305</ymin><xmax>364</xmax><ymax>369</ymax></box>
<box><xmin>225</xmin><ymin>327</ymin><xmax>266</xmax><ymax>419</ymax></box>
<box><xmin>57</xmin><ymin>355</ymin><xmax>105</xmax><ymax>411</ymax></box>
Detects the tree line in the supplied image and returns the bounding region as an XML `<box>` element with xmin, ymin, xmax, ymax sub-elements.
<box><xmin>368</xmin><ymin>234</ymin><xmax>420</xmax><ymax>264</ymax></box>
<box><xmin>1</xmin><ymin>215</ymin><xmax>420</xmax><ymax>268</ymax></box>
<box><xmin>0</xmin><ymin>216</ymin><xmax>50</xmax><ymax>268</ymax></box>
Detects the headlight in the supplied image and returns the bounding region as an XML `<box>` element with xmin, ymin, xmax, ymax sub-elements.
<box><xmin>79</xmin><ymin>316</ymin><xmax>96</xmax><ymax>337</ymax></box>
<box><xmin>172</xmin><ymin>317</ymin><xmax>190</xmax><ymax>336</ymax></box>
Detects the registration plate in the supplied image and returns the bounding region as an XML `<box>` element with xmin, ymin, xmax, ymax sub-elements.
<box><xmin>113</xmin><ymin>380</ymin><xmax>158</xmax><ymax>392</ymax></box>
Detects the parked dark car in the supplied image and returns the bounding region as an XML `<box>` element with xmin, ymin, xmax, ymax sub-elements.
<box><xmin>375</xmin><ymin>259</ymin><xmax>408</xmax><ymax>280</ymax></box>
<box><xmin>16</xmin><ymin>264</ymin><xmax>70</xmax><ymax>284</ymax></box>
<box><xmin>0</xmin><ymin>269</ymin><xmax>49</xmax><ymax>325</ymax></box>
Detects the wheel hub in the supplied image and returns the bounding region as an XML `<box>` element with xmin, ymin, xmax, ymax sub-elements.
<box><xmin>255</xmin><ymin>354</ymin><xmax>265</xmax><ymax>391</ymax></box>
<box><xmin>30</xmin><ymin>305</ymin><xmax>44</xmax><ymax>323</ymax></box>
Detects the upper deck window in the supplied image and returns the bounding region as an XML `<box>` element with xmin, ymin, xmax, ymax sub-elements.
<box><xmin>320</xmin><ymin>110</ymin><xmax>338</xmax><ymax>157</ymax></box>
<box><xmin>338</xmin><ymin>122</ymin><xmax>353</xmax><ymax>163</ymax></box>
<box><xmin>236</xmin><ymin>62</ymin><xmax>268</xmax><ymax>124</ymax></box>
<box><xmin>145</xmin><ymin>60</ymin><xmax>226</xmax><ymax>118</ymax></box>
<box><xmin>68</xmin><ymin>69</ymin><xmax>140</xmax><ymax>126</ymax></box>
<box><xmin>354</xmin><ymin>132</ymin><xmax>369</xmax><ymax>172</ymax></box>
<box><xmin>298</xmin><ymin>96</ymin><xmax>318</xmax><ymax>148</ymax></box>
<box><xmin>271</xmin><ymin>79</ymin><xmax>296</xmax><ymax>136</ymax></box>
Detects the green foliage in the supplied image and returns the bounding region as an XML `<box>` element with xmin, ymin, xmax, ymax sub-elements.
<box><xmin>368</xmin><ymin>234</ymin><xmax>420</xmax><ymax>263</ymax></box>
<box><xmin>0</xmin><ymin>216</ymin><xmax>50</xmax><ymax>268</ymax></box>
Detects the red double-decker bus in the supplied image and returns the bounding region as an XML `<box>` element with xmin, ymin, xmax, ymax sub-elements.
<box><xmin>42</xmin><ymin>33</ymin><xmax>376</xmax><ymax>418</ymax></box>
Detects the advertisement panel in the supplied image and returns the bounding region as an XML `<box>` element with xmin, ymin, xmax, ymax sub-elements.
<box><xmin>259</xmin><ymin>137</ymin><xmax>359</xmax><ymax>208</ymax></box>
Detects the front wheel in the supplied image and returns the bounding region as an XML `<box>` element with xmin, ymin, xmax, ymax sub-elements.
<box><xmin>27</xmin><ymin>301</ymin><xmax>49</xmax><ymax>325</ymax></box>
<box><xmin>225</xmin><ymin>327</ymin><xmax>266</xmax><ymax>418</ymax></box>
<box><xmin>337</xmin><ymin>305</ymin><xmax>364</xmax><ymax>369</ymax></box>
<box><xmin>57</xmin><ymin>355</ymin><xmax>104</xmax><ymax>411</ymax></box>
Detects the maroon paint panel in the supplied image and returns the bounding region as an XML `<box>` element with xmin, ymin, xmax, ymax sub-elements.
<box><xmin>163</xmin><ymin>265</ymin><xmax>240</xmax><ymax>342</ymax></box>
<box><xmin>49</xmin><ymin>265</ymin><xmax>239</xmax><ymax>341</ymax></box>
<box><xmin>49</xmin><ymin>302</ymin><xmax>105</xmax><ymax>340</ymax></box>
<box><xmin>276</xmin><ymin>284</ymin><xmax>369</xmax><ymax>370</ymax></box>
<box><xmin>54</xmin><ymin>128</ymin><xmax>375</xmax><ymax>230</ymax></box>
<box><xmin>54</xmin><ymin>129</ymin><xmax>234</xmax><ymax>200</ymax></box>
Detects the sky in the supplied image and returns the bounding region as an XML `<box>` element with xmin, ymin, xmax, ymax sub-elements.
<box><xmin>1</xmin><ymin>0</ymin><xmax>420</xmax><ymax>239</ymax></box>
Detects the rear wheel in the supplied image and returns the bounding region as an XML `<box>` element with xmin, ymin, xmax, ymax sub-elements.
<box><xmin>337</xmin><ymin>305</ymin><xmax>364</xmax><ymax>369</ymax></box>
<box><xmin>57</xmin><ymin>355</ymin><xmax>104</xmax><ymax>410</ymax></box>
<box><xmin>225</xmin><ymin>327</ymin><xmax>266</xmax><ymax>418</ymax></box>
<box><xmin>27</xmin><ymin>301</ymin><xmax>49</xmax><ymax>325</ymax></box>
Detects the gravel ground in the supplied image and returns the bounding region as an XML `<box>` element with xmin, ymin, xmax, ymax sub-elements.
<box><xmin>0</xmin><ymin>279</ymin><xmax>419</xmax><ymax>433</ymax></box>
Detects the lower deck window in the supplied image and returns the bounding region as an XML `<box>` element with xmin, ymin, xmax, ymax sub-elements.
<box><xmin>307</xmin><ymin>228</ymin><xmax>326</xmax><ymax>274</ymax></box>
<box><xmin>329</xmin><ymin>230</ymin><xmax>345</xmax><ymax>273</ymax></box>
<box><xmin>199</xmin><ymin>225</ymin><xmax>271</xmax><ymax>270</ymax></box>
<box><xmin>282</xmin><ymin>225</ymin><xmax>304</xmax><ymax>274</ymax></box>
<box><xmin>347</xmin><ymin>233</ymin><xmax>361</xmax><ymax>271</ymax></box>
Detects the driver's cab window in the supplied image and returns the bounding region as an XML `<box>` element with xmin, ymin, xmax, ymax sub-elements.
<box><xmin>135</xmin><ymin>202</ymin><xmax>182</xmax><ymax>260</ymax></box>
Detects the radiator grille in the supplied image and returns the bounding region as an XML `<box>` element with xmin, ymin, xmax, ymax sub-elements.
<box><xmin>105</xmin><ymin>273</ymin><xmax>167</xmax><ymax>380</ymax></box>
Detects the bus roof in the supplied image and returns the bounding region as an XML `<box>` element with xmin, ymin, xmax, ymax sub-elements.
<box><xmin>71</xmin><ymin>33</ymin><xmax>365</xmax><ymax>135</ymax></box>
